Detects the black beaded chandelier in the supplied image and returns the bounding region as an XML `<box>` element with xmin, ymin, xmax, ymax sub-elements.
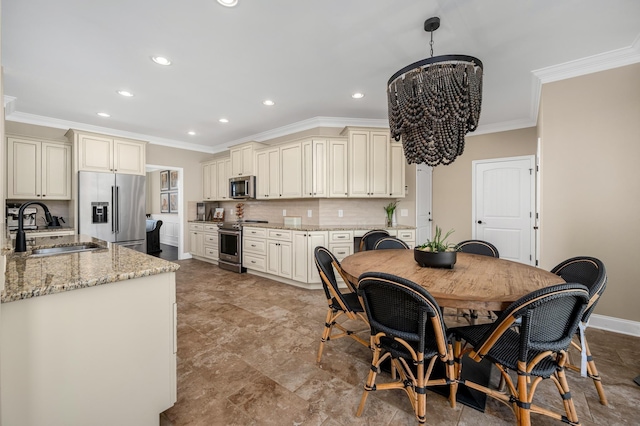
<box><xmin>387</xmin><ymin>17</ymin><xmax>483</xmax><ymax>166</ymax></box>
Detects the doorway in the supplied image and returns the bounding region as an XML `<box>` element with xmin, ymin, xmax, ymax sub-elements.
<box><xmin>472</xmin><ymin>156</ymin><xmax>535</xmax><ymax>265</ymax></box>
<box><xmin>146</xmin><ymin>164</ymin><xmax>185</xmax><ymax>260</ymax></box>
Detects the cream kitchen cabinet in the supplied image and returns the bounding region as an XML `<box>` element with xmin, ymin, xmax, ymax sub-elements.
<box><xmin>202</xmin><ymin>161</ymin><xmax>217</xmax><ymax>201</ymax></box>
<box><xmin>243</xmin><ymin>227</ymin><xmax>268</xmax><ymax>272</ymax></box>
<box><xmin>217</xmin><ymin>158</ymin><xmax>231</xmax><ymax>201</ymax></box>
<box><xmin>302</xmin><ymin>139</ymin><xmax>328</xmax><ymax>198</ymax></box>
<box><xmin>202</xmin><ymin>224</ymin><xmax>219</xmax><ymax>261</ymax></box>
<box><xmin>7</xmin><ymin>136</ymin><xmax>72</xmax><ymax>200</ymax></box>
<box><xmin>292</xmin><ymin>231</ymin><xmax>328</xmax><ymax>283</ymax></box>
<box><xmin>230</xmin><ymin>141</ymin><xmax>264</xmax><ymax>177</ymax></box>
<box><xmin>266</xmin><ymin>229</ymin><xmax>293</xmax><ymax>279</ymax></box>
<box><xmin>280</xmin><ymin>142</ymin><xmax>303</xmax><ymax>198</ymax></box>
<box><xmin>67</xmin><ymin>130</ymin><xmax>147</xmax><ymax>175</ymax></box>
<box><xmin>255</xmin><ymin>147</ymin><xmax>280</xmax><ymax>199</ymax></box>
<box><xmin>343</xmin><ymin>127</ymin><xmax>390</xmax><ymax>197</ymax></box>
<box><xmin>328</xmin><ymin>138</ymin><xmax>349</xmax><ymax>198</ymax></box>
<box><xmin>389</xmin><ymin>141</ymin><xmax>406</xmax><ymax>198</ymax></box>
<box><xmin>189</xmin><ymin>223</ymin><xmax>205</xmax><ymax>257</ymax></box>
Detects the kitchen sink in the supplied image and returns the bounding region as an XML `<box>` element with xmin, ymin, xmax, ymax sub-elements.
<box><xmin>30</xmin><ymin>243</ymin><xmax>104</xmax><ymax>257</ymax></box>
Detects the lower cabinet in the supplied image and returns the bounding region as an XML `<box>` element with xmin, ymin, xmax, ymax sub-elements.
<box><xmin>266</xmin><ymin>229</ymin><xmax>293</xmax><ymax>279</ymax></box>
<box><xmin>189</xmin><ymin>223</ymin><xmax>219</xmax><ymax>261</ymax></box>
<box><xmin>189</xmin><ymin>223</ymin><xmax>204</xmax><ymax>257</ymax></box>
<box><xmin>292</xmin><ymin>231</ymin><xmax>328</xmax><ymax>283</ymax></box>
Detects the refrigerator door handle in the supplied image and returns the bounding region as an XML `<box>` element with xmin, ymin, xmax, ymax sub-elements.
<box><xmin>115</xmin><ymin>185</ymin><xmax>120</xmax><ymax>234</ymax></box>
<box><xmin>111</xmin><ymin>186</ymin><xmax>116</xmax><ymax>233</ymax></box>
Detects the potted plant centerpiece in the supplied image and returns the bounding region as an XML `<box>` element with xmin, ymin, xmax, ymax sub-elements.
<box><xmin>384</xmin><ymin>201</ymin><xmax>398</xmax><ymax>227</ymax></box>
<box><xmin>414</xmin><ymin>226</ymin><xmax>458</xmax><ymax>268</ymax></box>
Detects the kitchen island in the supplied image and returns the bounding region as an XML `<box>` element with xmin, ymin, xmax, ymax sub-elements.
<box><xmin>1</xmin><ymin>233</ymin><xmax>179</xmax><ymax>426</ymax></box>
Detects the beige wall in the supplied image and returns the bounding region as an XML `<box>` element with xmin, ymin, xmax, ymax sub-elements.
<box><xmin>539</xmin><ymin>63</ymin><xmax>640</xmax><ymax>322</ymax></box>
<box><xmin>432</xmin><ymin>127</ymin><xmax>538</xmax><ymax>242</ymax></box>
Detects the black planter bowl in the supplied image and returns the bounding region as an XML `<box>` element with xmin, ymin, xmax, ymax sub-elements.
<box><xmin>414</xmin><ymin>249</ymin><xmax>457</xmax><ymax>269</ymax></box>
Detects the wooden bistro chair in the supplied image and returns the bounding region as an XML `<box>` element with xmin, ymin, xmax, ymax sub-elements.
<box><xmin>456</xmin><ymin>239</ymin><xmax>500</xmax><ymax>323</ymax></box>
<box><xmin>314</xmin><ymin>246</ymin><xmax>369</xmax><ymax>364</ymax></box>
<box><xmin>551</xmin><ymin>256</ymin><xmax>608</xmax><ymax>405</ymax></box>
<box><xmin>450</xmin><ymin>283</ymin><xmax>590</xmax><ymax>426</ymax></box>
<box><xmin>373</xmin><ymin>236</ymin><xmax>410</xmax><ymax>250</ymax></box>
<box><xmin>359</xmin><ymin>230</ymin><xmax>390</xmax><ymax>251</ymax></box>
<box><xmin>356</xmin><ymin>272</ymin><xmax>457</xmax><ymax>425</ymax></box>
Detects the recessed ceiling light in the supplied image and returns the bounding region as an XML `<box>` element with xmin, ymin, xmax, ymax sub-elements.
<box><xmin>151</xmin><ymin>56</ymin><xmax>171</xmax><ymax>66</ymax></box>
<box><xmin>117</xmin><ymin>90</ymin><xmax>134</xmax><ymax>97</ymax></box>
<box><xmin>263</xmin><ymin>100</ymin><xmax>275</xmax><ymax>106</ymax></box>
<box><xmin>352</xmin><ymin>92</ymin><xmax>365</xmax><ymax>99</ymax></box>
<box><xmin>187</xmin><ymin>131</ymin><xmax>196</xmax><ymax>136</ymax></box>
<box><xmin>97</xmin><ymin>112</ymin><xmax>111</xmax><ymax>117</ymax></box>
<box><xmin>219</xmin><ymin>118</ymin><xmax>229</xmax><ymax>123</ymax></box>
<box><xmin>217</xmin><ymin>0</ymin><xmax>238</xmax><ymax>7</ymax></box>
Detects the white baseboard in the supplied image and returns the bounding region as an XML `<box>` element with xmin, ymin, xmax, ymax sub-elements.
<box><xmin>589</xmin><ymin>314</ymin><xmax>640</xmax><ymax>337</ymax></box>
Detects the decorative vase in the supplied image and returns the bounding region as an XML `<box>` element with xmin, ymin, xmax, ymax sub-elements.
<box><xmin>386</xmin><ymin>213</ymin><xmax>393</xmax><ymax>227</ymax></box>
<box><xmin>392</xmin><ymin>211</ymin><xmax>397</xmax><ymax>227</ymax></box>
<box><xmin>414</xmin><ymin>249</ymin><xmax>457</xmax><ymax>269</ymax></box>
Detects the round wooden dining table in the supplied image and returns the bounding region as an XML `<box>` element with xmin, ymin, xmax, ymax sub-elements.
<box><xmin>340</xmin><ymin>250</ymin><xmax>565</xmax><ymax>312</ymax></box>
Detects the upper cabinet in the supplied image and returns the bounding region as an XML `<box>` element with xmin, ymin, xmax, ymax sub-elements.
<box><xmin>255</xmin><ymin>147</ymin><xmax>280</xmax><ymax>199</ymax></box>
<box><xmin>343</xmin><ymin>127</ymin><xmax>390</xmax><ymax>197</ymax></box>
<box><xmin>328</xmin><ymin>138</ymin><xmax>349</xmax><ymax>198</ymax></box>
<box><xmin>302</xmin><ymin>139</ymin><xmax>328</xmax><ymax>198</ymax></box>
<box><xmin>280</xmin><ymin>142</ymin><xmax>302</xmax><ymax>198</ymax></box>
<box><xmin>66</xmin><ymin>130</ymin><xmax>147</xmax><ymax>175</ymax></box>
<box><xmin>202</xmin><ymin>155</ymin><xmax>231</xmax><ymax>201</ymax></box>
<box><xmin>6</xmin><ymin>136</ymin><xmax>72</xmax><ymax>200</ymax></box>
<box><xmin>230</xmin><ymin>142</ymin><xmax>264</xmax><ymax>176</ymax></box>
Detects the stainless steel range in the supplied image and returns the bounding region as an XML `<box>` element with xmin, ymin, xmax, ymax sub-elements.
<box><xmin>218</xmin><ymin>220</ymin><xmax>268</xmax><ymax>273</ymax></box>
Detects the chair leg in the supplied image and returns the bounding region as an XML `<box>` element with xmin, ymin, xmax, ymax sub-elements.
<box><xmin>356</xmin><ymin>345</ymin><xmax>382</xmax><ymax>417</ymax></box>
<box><xmin>316</xmin><ymin>308</ymin><xmax>334</xmax><ymax>363</ymax></box>
<box><xmin>582</xmin><ymin>337</ymin><xmax>608</xmax><ymax>406</ymax></box>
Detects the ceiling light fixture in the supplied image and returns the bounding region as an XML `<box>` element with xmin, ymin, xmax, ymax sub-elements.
<box><xmin>97</xmin><ymin>112</ymin><xmax>110</xmax><ymax>117</ymax></box>
<box><xmin>217</xmin><ymin>0</ymin><xmax>238</xmax><ymax>7</ymax></box>
<box><xmin>187</xmin><ymin>131</ymin><xmax>196</xmax><ymax>136</ymax></box>
<box><xmin>151</xmin><ymin>56</ymin><xmax>171</xmax><ymax>66</ymax></box>
<box><xmin>219</xmin><ymin>118</ymin><xmax>229</xmax><ymax>123</ymax></box>
<box><xmin>262</xmin><ymin>100</ymin><xmax>275</xmax><ymax>106</ymax></box>
<box><xmin>351</xmin><ymin>93</ymin><xmax>365</xmax><ymax>99</ymax></box>
<box><xmin>387</xmin><ymin>16</ymin><xmax>483</xmax><ymax>166</ymax></box>
<box><xmin>117</xmin><ymin>90</ymin><xmax>134</xmax><ymax>97</ymax></box>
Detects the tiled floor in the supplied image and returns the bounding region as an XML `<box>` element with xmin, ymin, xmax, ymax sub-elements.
<box><xmin>161</xmin><ymin>259</ymin><xmax>640</xmax><ymax>425</ymax></box>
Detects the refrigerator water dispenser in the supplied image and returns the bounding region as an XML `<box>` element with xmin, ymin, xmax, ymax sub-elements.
<box><xmin>92</xmin><ymin>202</ymin><xmax>109</xmax><ymax>223</ymax></box>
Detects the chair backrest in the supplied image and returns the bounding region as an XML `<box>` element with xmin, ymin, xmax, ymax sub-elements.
<box><xmin>314</xmin><ymin>246</ymin><xmax>355</xmax><ymax>308</ymax></box>
<box><xmin>357</xmin><ymin>272</ymin><xmax>449</xmax><ymax>357</ymax></box>
<box><xmin>456</xmin><ymin>239</ymin><xmax>499</xmax><ymax>258</ymax></box>
<box><xmin>471</xmin><ymin>283</ymin><xmax>589</xmax><ymax>362</ymax></box>
<box><xmin>550</xmin><ymin>256</ymin><xmax>607</xmax><ymax>322</ymax></box>
<box><xmin>373</xmin><ymin>236</ymin><xmax>410</xmax><ymax>250</ymax></box>
<box><xmin>360</xmin><ymin>230</ymin><xmax>390</xmax><ymax>251</ymax></box>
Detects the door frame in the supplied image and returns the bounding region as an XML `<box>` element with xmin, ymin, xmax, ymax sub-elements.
<box><xmin>471</xmin><ymin>155</ymin><xmax>536</xmax><ymax>265</ymax></box>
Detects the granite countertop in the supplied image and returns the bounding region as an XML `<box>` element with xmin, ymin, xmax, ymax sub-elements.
<box><xmin>187</xmin><ymin>220</ymin><xmax>415</xmax><ymax>232</ymax></box>
<box><xmin>2</xmin><ymin>234</ymin><xmax>180</xmax><ymax>304</ymax></box>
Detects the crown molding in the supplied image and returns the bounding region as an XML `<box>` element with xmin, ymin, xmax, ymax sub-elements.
<box><xmin>5</xmin><ymin>111</ymin><xmax>219</xmax><ymax>154</ymax></box>
<box><xmin>529</xmin><ymin>33</ymin><xmax>640</xmax><ymax>125</ymax></box>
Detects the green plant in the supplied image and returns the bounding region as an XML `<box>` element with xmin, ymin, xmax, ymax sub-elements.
<box><xmin>384</xmin><ymin>201</ymin><xmax>398</xmax><ymax>222</ymax></box>
<box><xmin>416</xmin><ymin>226</ymin><xmax>457</xmax><ymax>252</ymax></box>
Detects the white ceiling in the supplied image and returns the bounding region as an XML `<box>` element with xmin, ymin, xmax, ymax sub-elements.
<box><xmin>3</xmin><ymin>0</ymin><xmax>640</xmax><ymax>153</ymax></box>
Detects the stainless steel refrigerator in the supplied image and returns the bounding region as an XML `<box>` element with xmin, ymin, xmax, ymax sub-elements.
<box><xmin>78</xmin><ymin>171</ymin><xmax>146</xmax><ymax>253</ymax></box>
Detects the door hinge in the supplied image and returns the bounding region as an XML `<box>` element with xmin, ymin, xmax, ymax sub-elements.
<box><xmin>530</xmin><ymin>255</ymin><xmax>532</xmax><ymax>261</ymax></box>
<box><xmin>536</xmin><ymin>165</ymin><xmax>539</xmax><ymax>172</ymax></box>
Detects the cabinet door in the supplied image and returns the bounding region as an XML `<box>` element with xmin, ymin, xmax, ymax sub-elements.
<box><xmin>369</xmin><ymin>131</ymin><xmax>390</xmax><ymax>196</ymax></box>
<box><xmin>301</xmin><ymin>141</ymin><xmax>313</xmax><ymax>198</ymax></box>
<box><xmin>114</xmin><ymin>139</ymin><xmax>145</xmax><ymax>175</ymax></box>
<box><xmin>202</xmin><ymin>163</ymin><xmax>213</xmax><ymax>200</ymax></box>
<box><xmin>7</xmin><ymin>137</ymin><xmax>41</xmax><ymax>199</ymax></box>
<box><xmin>279</xmin><ymin>241</ymin><xmax>293</xmax><ymax>279</ymax></box>
<box><xmin>217</xmin><ymin>159</ymin><xmax>230</xmax><ymax>200</ymax></box>
<box><xmin>266</xmin><ymin>240</ymin><xmax>280</xmax><ymax>275</ymax></box>
<box><xmin>267</xmin><ymin>148</ymin><xmax>280</xmax><ymax>198</ymax></box>
<box><xmin>292</xmin><ymin>232</ymin><xmax>308</xmax><ymax>282</ymax></box>
<box><xmin>189</xmin><ymin>230</ymin><xmax>204</xmax><ymax>257</ymax></box>
<box><xmin>389</xmin><ymin>142</ymin><xmax>406</xmax><ymax>198</ymax></box>
<box><xmin>78</xmin><ymin>134</ymin><xmax>114</xmax><ymax>172</ymax></box>
<box><xmin>328</xmin><ymin>139</ymin><xmax>348</xmax><ymax>198</ymax></box>
<box><xmin>255</xmin><ymin>150</ymin><xmax>270</xmax><ymax>199</ymax></box>
<box><xmin>348</xmin><ymin>131</ymin><xmax>370</xmax><ymax>196</ymax></box>
<box><xmin>231</xmin><ymin>145</ymin><xmax>253</xmax><ymax>176</ymax></box>
<box><xmin>230</xmin><ymin>148</ymin><xmax>243</xmax><ymax>176</ymax></box>
<box><xmin>280</xmin><ymin>143</ymin><xmax>302</xmax><ymax>198</ymax></box>
<box><xmin>306</xmin><ymin>232</ymin><xmax>327</xmax><ymax>283</ymax></box>
<box><xmin>302</xmin><ymin>139</ymin><xmax>328</xmax><ymax>198</ymax></box>
<box><xmin>41</xmin><ymin>142</ymin><xmax>72</xmax><ymax>200</ymax></box>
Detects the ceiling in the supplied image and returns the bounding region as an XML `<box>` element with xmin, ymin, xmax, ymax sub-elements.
<box><xmin>3</xmin><ymin>0</ymin><xmax>639</xmax><ymax>153</ymax></box>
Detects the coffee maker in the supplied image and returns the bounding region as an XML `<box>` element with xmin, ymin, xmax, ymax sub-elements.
<box><xmin>6</xmin><ymin>203</ymin><xmax>38</xmax><ymax>231</ymax></box>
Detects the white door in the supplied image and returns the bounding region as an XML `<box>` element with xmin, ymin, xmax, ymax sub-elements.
<box><xmin>473</xmin><ymin>156</ymin><xmax>535</xmax><ymax>265</ymax></box>
<box><xmin>416</xmin><ymin>165</ymin><xmax>432</xmax><ymax>244</ymax></box>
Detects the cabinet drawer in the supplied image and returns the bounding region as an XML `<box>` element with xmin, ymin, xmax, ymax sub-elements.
<box><xmin>329</xmin><ymin>244</ymin><xmax>353</xmax><ymax>261</ymax></box>
<box><xmin>330</xmin><ymin>231</ymin><xmax>353</xmax><ymax>243</ymax></box>
<box><xmin>244</xmin><ymin>227</ymin><xmax>267</xmax><ymax>238</ymax></box>
<box><xmin>267</xmin><ymin>229</ymin><xmax>292</xmax><ymax>241</ymax></box>
<box><xmin>203</xmin><ymin>247</ymin><xmax>218</xmax><ymax>260</ymax></box>
<box><xmin>243</xmin><ymin>253</ymin><xmax>266</xmax><ymax>272</ymax></box>
<box><xmin>189</xmin><ymin>223</ymin><xmax>204</xmax><ymax>231</ymax></box>
<box><xmin>204</xmin><ymin>233</ymin><xmax>218</xmax><ymax>245</ymax></box>
<box><xmin>244</xmin><ymin>238</ymin><xmax>267</xmax><ymax>255</ymax></box>
<box><xmin>397</xmin><ymin>230</ymin><xmax>415</xmax><ymax>241</ymax></box>
<box><xmin>204</xmin><ymin>224</ymin><xmax>219</xmax><ymax>232</ymax></box>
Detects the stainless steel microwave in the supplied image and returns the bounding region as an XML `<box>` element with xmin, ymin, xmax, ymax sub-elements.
<box><xmin>229</xmin><ymin>176</ymin><xmax>256</xmax><ymax>199</ymax></box>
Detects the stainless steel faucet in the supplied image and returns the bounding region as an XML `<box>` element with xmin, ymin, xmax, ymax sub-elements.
<box><xmin>14</xmin><ymin>201</ymin><xmax>53</xmax><ymax>252</ymax></box>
